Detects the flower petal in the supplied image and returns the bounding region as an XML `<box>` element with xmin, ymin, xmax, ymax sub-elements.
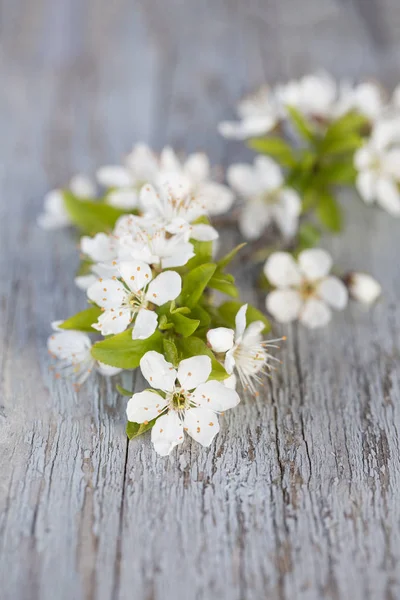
<box><xmin>191</xmin><ymin>380</ymin><xmax>240</xmax><ymax>411</ymax></box>
<box><xmin>132</xmin><ymin>309</ymin><xmax>158</xmax><ymax>340</ymax></box>
<box><xmin>206</xmin><ymin>328</ymin><xmax>235</xmax><ymax>353</ymax></box>
<box><xmin>376</xmin><ymin>177</ymin><xmax>400</xmax><ymax>216</ymax></box>
<box><xmin>227</xmin><ymin>163</ymin><xmax>260</xmax><ymax>197</ymax></box>
<box><xmin>70</xmin><ymin>174</ymin><xmax>95</xmax><ymax>198</ymax></box>
<box><xmin>177</xmin><ymin>356</ymin><xmax>212</xmax><ymax>390</ymax></box>
<box><xmin>151</xmin><ymin>411</ymin><xmax>185</xmax><ymax>456</ymax></box>
<box><xmin>161</xmin><ymin>243</ymin><xmax>195</xmax><ymax>269</ymax></box>
<box><xmin>184</xmin><ymin>153</ymin><xmax>209</xmax><ymax>184</ymax></box>
<box><xmin>272</xmin><ymin>188</ymin><xmax>301</xmax><ymax>238</ymax></box>
<box><xmin>97</xmin><ymin>166</ymin><xmax>132</xmax><ymax>188</ymax></box>
<box><xmin>118</xmin><ymin>260</ymin><xmax>153</xmax><ymax>293</ymax></box>
<box><xmin>235</xmin><ymin>304</ymin><xmax>248</xmax><ymax>340</ymax></box>
<box><xmin>107</xmin><ymin>189</ymin><xmax>139</xmax><ymax>209</ymax></box>
<box><xmin>140</xmin><ymin>351</ymin><xmax>177</xmax><ymax>392</ymax></box>
<box><xmin>317</xmin><ymin>276</ymin><xmax>348</xmax><ymax>310</ymax></box>
<box><xmin>198</xmin><ymin>183</ymin><xmax>234</xmax><ymax>216</ymax></box>
<box><xmin>87</xmin><ymin>279</ymin><xmax>126</xmax><ymax>309</ymax></box>
<box><xmin>242</xmin><ymin>321</ymin><xmax>265</xmax><ymax>344</ymax></box>
<box><xmin>298</xmin><ymin>248</ymin><xmax>332</xmax><ymax>280</ymax></box>
<box><xmin>190</xmin><ymin>224</ymin><xmax>219</xmax><ymax>241</ymax></box>
<box><xmin>81</xmin><ymin>233</ymin><xmax>118</xmax><ymax>262</ymax></box>
<box><xmin>239</xmin><ymin>200</ymin><xmax>271</xmax><ymax>240</ymax></box>
<box><xmin>266</xmin><ymin>289</ymin><xmax>302</xmax><ymax>323</ymax></box>
<box><xmin>300</xmin><ymin>299</ymin><xmax>331</xmax><ymax>329</ymax></box>
<box><xmin>356</xmin><ymin>171</ymin><xmax>376</xmax><ymax>204</ymax></box>
<box><xmin>183</xmin><ymin>407</ymin><xmax>220</xmax><ymax>447</ymax></box>
<box><xmin>225</xmin><ymin>348</ymin><xmax>236</xmax><ymax>374</ymax></box>
<box><xmin>127</xmin><ymin>390</ymin><xmax>167</xmax><ymax>423</ymax></box>
<box><xmin>92</xmin><ymin>308</ymin><xmax>132</xmax><ymax>335</ymax></box>
<box><xmin>74</xmin><ymin>274</ymin><xmax>98</xmax><ymax>290</ymax></box>
<box><xmin>96</xmin><ymin>362</ymin><xmax>123</xmax><ymax>376</ymax></box>
<box><xmin>48</xmin><ymin>330</ymin><xmax>91</xmax><ymax>360</ymax></box>
<box><xmin>264</xmin><ymin>252</ymin><xmax>302</xmax><ymax>287</ymax></box>
<box><xmin>254</xmin><ymin>156</ymin><xmax>283</xmax><ymax>190</ymax></box>
<box><xmin>348</xmin><ymin>273</ymin><xmax>382</xmax><ymax>304</ymax></box>
<box><xmin>146</xmin><ymin>271</ymin><xmax>182</xmax><ymax>306</ymax></box>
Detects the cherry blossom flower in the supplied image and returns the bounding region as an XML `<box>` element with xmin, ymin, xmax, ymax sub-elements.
<box><xmin>37</xmin><ymin>175</ymin><xmax>95</xmax><ymax>230</ymax></box>
<box><xmin>207</xmin><ymin>304</ymin><xmax>281</xmax><ymax>393</ymax></box>
<box><xmin>335</xmin><ymin>80</ymin><xmax>385</xmax><ymax>122</ymax></box>
<box><xmin>218</xmin><ymin>85</ymin><xmax>278</xmax><ymax>139</ymax></box>
<box><xmin>354</xmin><ymin>118</ymin><xmax>400</xmax><ymax>216</ymax></box>
<box><xmin>47</xmin><ymin>327</ymin><xmax>121</xmax><ymax>386</ymax></box>
<box><xmin>127</xmin><ymin>351</ymin><xmax>240</xmax><ymax>455</ymax></box>
<box><xmin>87</xmin><ymin>260</ymin><xmax>182</xmax><ymax>338</ymax></box>
<box><xmin>97</xmin><ymin>144</ymin><xmax>159</xmax><ymax>209</ymax></box>
<box><xmin>345</xmin><ymin>272</ymin><xmax>382</xmax><ymax>304</ymax></box>
<box><xmin>227</xmin><ymin>156</ymin><xmax>301</xmax><ymax>240</ymax></box>
<box><xmin>264</xmin><ymin>249</ymin><xmax>348</xmax><ymax>328</ymax></box>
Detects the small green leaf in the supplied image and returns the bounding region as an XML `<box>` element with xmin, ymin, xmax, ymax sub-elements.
<box><xmin>59</xmin><ymin>307</ymin><xmax>102</xmax><ymax>333</ymax></box>
<box><xmin>116</xmin><ymin>384</ymin><xmax>133</xmax><ymax>397</ymax></box>
<box><xmin>286</xmin><ymin>105</ymin><xmax>314</xmax><ymax>142</ymax></box>
<box><xmin>63</xmin><ymin>191</ymin><xmax>126</xmax><ymax>234</ymax></box>
<box><xmin>170</xmin><ymin>313</ymin><xmax>200</xmax><ymax>337</ymax></box>
<box><xmin>323</xmin><ymin>111</ymin><xmax>369</xmax><ymax>141</ymax></box>
<box><xmin>176</xmin><ymin>337</ymin><xmax>228</xmax><ymax>380</ymax></box>
<box><xmin>217</xmin><ymin>243</ymin><xmax>246</xmax><ymax>270</ymax></box>
<box><xmin>218</xmin><ymin>302</ymin><xmax>271</xmax><ymax>334</ymax></box>
<box><xmin>127</xmin><ymin>419</ymin><xmax>157</xmax><ymax>440</ymax></box>
<box><xmin>247</xmin><ymin>137</ymin><xmax>296</xmax><ymax>167</ymax></box>
<box><xmin>320</xmin><ymin>134</ymin><xmax>363</xmax><ymax>156</ymax></box>
<box><xmin>179</xmin><ymin>263</ymin><xmax>217</xmax><ymax>308</ymax></box>
<box><xmin>316</xmin><ymin>190</ymin><xmax>343</xmax><ymax>232</ymax></box>
<box><xmin>163</xmin><ymin>338</ymin><xmax>179</xmax><ymax>366</ymax></box>
<box><xmin>208</xmin><ymin>274</ymin><xmax>239</xmax><ymax>297</ymax></box>
<box><xmin>297</xmin><ymin>223</ymin><xmax>321</xmax><ymax>250</ymax></box>
<box><xmin>315</xmin><ymin>162</ymin><xmax>357</xmax><ymax>186</ymax></box>
<box><xmin>91</xmin><ymin>330</ymin><xmax>163</xmax><ymax>369</ymax></box>
<box><xmin>190</xmin><ymin>305</ymin><xmax>211</xmax><ymax>327</ymax></box>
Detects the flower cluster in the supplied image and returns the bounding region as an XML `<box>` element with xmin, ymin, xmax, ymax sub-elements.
<box><xmin>41</xmin><ymin>73</ymin><xmax>389</xmax><ymax>457</ymax></box>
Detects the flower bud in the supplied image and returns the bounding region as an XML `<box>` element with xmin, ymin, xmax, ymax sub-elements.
<box><xmin>346</xmin><ymin>273</ymin><xmax>381</xmax><ymax>304</ymax></box>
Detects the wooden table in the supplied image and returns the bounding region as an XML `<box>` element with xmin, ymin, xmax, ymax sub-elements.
<box><xmin>1</xmin><ymin>1</ymin><xmax>400</xmax><ymax>599</ymax></box>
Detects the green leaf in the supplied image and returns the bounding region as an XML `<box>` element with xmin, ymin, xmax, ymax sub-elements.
<box><xmin>316</xmin><ymin>190</ymin><xmax>343</xmax><ymax>232</ymax></box>
<box><xmin>286</xmin><ymin>105</ymin><xmax>314</xmax><ymax>142</ymax></box>
<box><xmin>176</xmin><ymin>337</ymin><xmax>228</xmax><ymax>380</ymax></box>
<box><xmin>63</xmin><ymin>191</ymin><xmax>126</xmax><ymax>234</ymax></box>
<box><xmin>127</xmin><ymin>419</ymin><xmax>157</xmax><ymax>440</ymax></box>
<box><xmin>208</xmin><ymin>274</ymin><xmax>239</xmax><ymax>297</ymax></box>
<box><xmin>59</xmin><ymin>307</ymin><xmax>102</xmax><ymax>333</ymax></box>
<box><xmin>116</xmin><ymin>384</ymin><xmax>133</xmax><ymax>397</ymax></box>
<box><xmin>218</xmin><ymin>301</ymin><xmax>271</xmax><ymax>334</ymax></box>
<box><xmin>190</xmin><ymin>305</ymin><xmax>211</xmax><ymax>327</ymax></box>
<box><xmin>217</xmin><ymin>243</ymin><xmax>246</xmax><ymax>270</ymax></box>
<box><xmin>91</xmin><ymin>330</ymin><xmax>163</xmax><ymax>369</ymax></box>
<box><xmin>163</xmin><ymin>338</ymin><xmax>179</xmax><ymax>366</ymax></box>
<box><xmin>297</xmin><ymin>223</ymin><xmax>321</xmax><ymax>250</ymax></box>
<box><xmin>170</xmin><ymin>313</ymin><xmax>200</xmax><ymax>337</ymax></box>
<box><xmin>315</xmin><ymin>162</ymin><xmax>357</xmax><ymax>186</ymax></box>
<box><xmin>179</xmin><ymin>263</ymin><xmax>216</xmax><ymax>308</ymax></box>
<box><xmin>247</xmin><ymin>137</ymin><xmax>296</xmax><ymax>167</ymax></box>
<box><xmin>320</xmin><ymin>134</ymin><xmax>363</xmax><ymax>156</ymax></box>
<box><xmin>323</xmin><ymin>111</ymin><xmax>369</xmax><ymax>141</ymax></box>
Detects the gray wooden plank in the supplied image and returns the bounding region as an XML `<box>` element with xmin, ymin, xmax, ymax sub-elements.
<box><xmin>0</xmin><ymin>1</ymin><xmax>400</xmax><ymax>599</ymax></box>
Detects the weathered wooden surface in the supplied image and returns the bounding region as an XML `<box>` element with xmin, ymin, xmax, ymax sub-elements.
<box><xmin>1</xmin><ymin>1</ymin><xmax>400</xmax><ymax>599</ymax></box>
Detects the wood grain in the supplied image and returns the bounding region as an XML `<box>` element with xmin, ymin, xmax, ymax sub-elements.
<box><xmin>1</xmin><ymin>1</ymin><xmax>400</xmax><ymax>599</ymax></box>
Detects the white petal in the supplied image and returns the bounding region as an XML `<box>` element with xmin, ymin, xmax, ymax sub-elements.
<box><xmin>87</xmin><ymin>279</ymin><xmax>127</xmax><ymax>309</ymax></box>
<box><xmin>47</xmin><ymin>330</ymin><xmax>91</xmax><ymax>360</ymax></box>
<box><xmin>107</xmin><ymin>189</ymin><xmax>139</xmax><ymax>209</ymax></box>
<box><xmin>126</xmin><ymin>390</ymin><xmax>167</xmax><ymax>423</ymax></box>
<box><xmin>37</xmin><ymin>190</ymin><xmax>70</xmax><ymax>230</ymax></box>
<box><xmin>266</xmin><ymin>289</ymin><xmax>302</xmax><ymax>323</ymax></box>
<box><xmin>92</xmin><ymin>308</ymin><xmax>132</xmax><ymax>335</ymax></box>
<box><xmin>198</xmin><ymin>183</ymin><xmax>234</xmax><ymax>216</ymax></box>
<box><xmin>242</xmin><ymin>321</ymin><xmax>265</xmax><ymax>344</ymax></box>
<box><xmin>190</xmin><ymin>224</ymin><xmax>219</xmax><ymax>241</ymax></box>
<box><xmin>183</xmin><ymin>407</ymin><xmax>220</xmax><ymax>447</ymax></box>
<box><xmin>317</xmin><ymin>276</ymin><xmax>348</xmax><ymax>310</ymax></box>
<box><xmin>348</xmin><ymin>273</ymin><xmax>382</xmax><ymax>304</ymax></box>
<box><xmin>254</xmin><ymin>155</ymin><xmax>284</xmax><ymax>190</ymax></box>
<box><xmin>160</xmin><ymin>147</ymin><xmax>182</xmax><ymax>173</ymax></box>
<box><xmin>97</xmin><ymin>166</ymin><xmax>132</xmax><ymax>188</ymax></box>
<box><xmin>70</xmin><ymin>174</ymin><xmax>96</xmax><ymax>198</ymax></box>
<box><xmin>300</xmin><ymin>298</ymin><xmax>332</xmax><ymax>329</ymax></box>
<box><xmin>225</xmin><ymin>348</ymin><xmax>236</xmax><ymax>374</ymax></box>
<box><xmin>118</xmin><ymin>260</ymin><xmax>153</xmax><ymax>293</ymax></box>
<box><xmin>132</xmin><ymin>309</ymin><xmax>158</xmax><ymax>340</ymax></box>
<box><xmin>96</xmin><ymin>362</ymin><xmax>123</xmax><ymax>376</ymax></box>
<box><xmin>177</xmin><ymin>356</ymin><xmax>212</xmax><ymax>390</ymax></box>
<box><xmin>235</xmin><ymin>304</ymin><xmax>248</xmax><ymax>340</ymax></box>
<box><xmin>146</xmin><ymin>271</ymin><xmax>182</xmax><ymax>306</ymax></box>
<box><xmin>206</xmin><ymin>328</ymin><xmax>235</xmax><ymax>353</ymax></box>
<box><xmin>191</xmin><ymin>380</ymin><xmax>240</xmax><ymax>411</ymax></box>
<box><xmin>240</xmin><ymin>200</ymin><xmax>271</xmax><ymax>240</ymax></box>
<box><xmin>151</xmin><ymin>412</ymin><xmax>184</xmax><ymax>456</ymax></box>
<box><xmin>140</xmin><ymin>351</ymin><xmax>177</xmax><ymax>392</ymax></box>
<box><xmin>263</xmin><ymin>252</ymin><xmax>302</xmax><ymax>287</ymax></box>
<box><xmin>81</xmin><ymin>233</ymin><xmax>117</xmax><ymax>262</ymax></box>
<box><xmin>139</xmin><ymin>183</ymin><xmax>163</xmax><ymax>214</ymax></box>
<box><xmin>356</xmin><ymin>171</ymin><xmax>377</xmax><ymax>203</ymax></box>
<box><xmin>125</xmin><ymin>143</ymin><xmax>159</xmax><ymax>181</ymax></box>
<box><xmin>227</xmin><ymin>163</ymin><xmax>259</xmax><ymax>197</ymax></box>
<box><xmin>74</xmin><ymin>274</ymin><xmax>98</xmax><ymax>290</ymax></box>
<box><xmin>376</xmin><ymin>177</ymin><xmax>400</xmax><ymax>216</ymax></box>
<box><xmin>223</xmin><ymin>373</ymin><xmax>237</xmax><ymax>390</ymax></box>
<box><xmin>272</xmin><ymin>188</ymin><xmax>301</xmax><ymax>237</ymax></box>
<box><xmin>298</xmin><ymin>248</ymin><xmax>332</xmax><ymax>280</ymax></box>
<box><xmin>161</xmin><ymin>243</ymin><xmax>195</xmax><ymax>269</ymax></box>
<box><xmin>184</xmin><ymin>153</ymin><xmax>209</xmax><ymax>184</ymax></box>
<box><xmin>354</xmin><ymin>146</ymin><xmax>374</xmax><ymax>170</ymax></box>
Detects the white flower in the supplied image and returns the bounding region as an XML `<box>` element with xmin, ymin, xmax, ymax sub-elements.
<box><xmin>207</xmin><ymin>304</ymin><xmax>280</xmax><ymax>393</ymax></box>
<box><xmin>81</xmin><ymin>232</ymin><xmax>119</xmax><ymax>263</ymax></box>
<box><xmin>227</xmin><ymin>156</ymin><xmax>301</xmax><ymax>240</ymax></box>
<box><xmin>336</xmin><ymin>80</ymin><xmax>385</xmax><ymax>122</ymax></box>
<box><xmin>218</xmin><ymin>85</ymin><xmax>278</xmax><ymax>139</ymax></box>
<box><xmin>37</xmin><ymin>174</ymin><xmax>95</xmax><ymax>230</ymax></box>
<box><xmin>127</xmin><ymin>351</ymin><xmax>240</xmax><ymax>455</ymax></box>
<box><xmin>275</xmin><ymin>72</ymin><xmax>337</xmax><ymax>124</ymax></box>
<box><xmin>87</xmin><ymin>260</ymin><xmax>182</xmax><ymax>338</ymax></box>
<box><xmin>393</xmin><ymin>85</ymin><xmax>400</xmax><ymax>109</ymax></box>
<box><xmin>264</xmin><ymin>250</ymin><xmax>348</xmax><ymax>328</ymax></box>
<box><xmin>97</xmin><ymin>144</ymin><xmax>159</xmax><ymax>209</ymax></box>
<box><xmin>354</xmin><ymin>118</ymin><xmax>400</xmax><ymax>216</ymax></box>
<box><xmin>47</xmin><ymin>327</ymin><xmax>121</xmax><ymax>386</ymax></box>
<box><xmin>346</xmin><ymin>272</ymin><xmax>382</xmax><ymax>304</ymax></box>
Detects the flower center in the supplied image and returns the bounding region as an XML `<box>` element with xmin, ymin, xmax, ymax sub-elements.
<box><xmin>171</xmin><ymin>391</ymin><xmax>188</xmax><ymax>410</ymax></box>
<box><xmin>299</xmin><ymin>280</ymin><xmax>316</xmax><ymax>299</ymax></box>
<box><xmin>125</xmin><ymin>290</ymin><xmax>147</xmax><ymax>311</ymax></box>
<box><xmin>261</xmin><ymin>189</ymin><xmax>280</xmax><ymax>206</ymax></box>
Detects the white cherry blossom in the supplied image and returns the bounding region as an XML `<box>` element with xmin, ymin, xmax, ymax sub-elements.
<box><xmin>346</xmin><ymin>272</ymin><xmax>382</xmax><ymax>305</ymax></box>
<box><xmin>336</xmin><ymin>80</ymin><xmax>385</xmax><ymax>122</ymax></box>
<box><xmin>275</xmin><ymin>72</ymin><xmax>337</xmax><ymax>125</ymax></box>
<box><xmin>47</xmin><ymin>327</ymin><xmax>121</xmax><ymax>386</ymax></box>
<box><xmin>87</xmin><ymin>260</ymin><xmax>182</xmax><ymax>338</ymax></box>
<box><xmin>37</xmin><ymin>174</ymin><xmax>95</xmax><ymax>230</ymax></box>
<box><xmin>354</xmin><ymin>118</ymin><xmax>400</xmax><ymax>216</ymax></box>
<box><xmin>264</xmin><ymin>249</ymin><xmax>348</xmax><ymax>328</ymax></box>
<box><xmin>227</xmin><ymin>156</ymin><xmax>301</xmax><ymax>240</ymax></box>
<box><xmin>127</xmin><ymin>352</ymin><xmax>240</xmax><ymax>456</ymax></box>
<box><xmin>207</xmin><ymin>304</ymin><xmax>281</xmax><ymax>393</ymax></box>
<box><xmin>218</xmin><ymin>85</ymin><xmax>278</xmax><ymax>139</ymax></box>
